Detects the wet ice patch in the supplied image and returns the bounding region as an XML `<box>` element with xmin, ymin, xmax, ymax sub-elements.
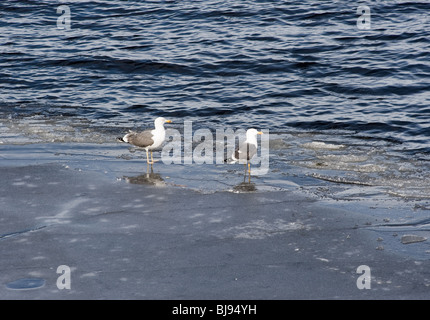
<box><xmin>220</xmin><ymin>219</ymin><xmax>308</xmax><ymax>239</ymax></box>
<box><xmin>401</xmin><ymin>235</ymin><xmax>427</xmax><ymax>245</ymax></box>
<box><xmin>317</xmin><ymin>154</ymin><xmax>369</xmax><ymax>163</ymax></box>
<box><xmin>0</xmin><ymin>113</ymin><xmax>121</xmax><ymax>145</ymax></box>
<box><xmin>274</xmin><ymin>132</ymin><xmax>430</xmax><ymax>203</ymax></box>
<box><xmin>6</xmin><ymin>278</ymin><xmax>45</xmax><ymax>290</ymax></box>
<box><xmin>302</xmin><ymin>141</ymin><xmax>345</xmax><ymax>150</ymax></box>
<box><xmin>310</xmin><ymin>173</ymin><xmax>376</xmax><ymax>186</ymax></box>
<box><xmin>38</xmin><ymin>198</ymin><xmax>89</xmax><ymax>225</ymax></box>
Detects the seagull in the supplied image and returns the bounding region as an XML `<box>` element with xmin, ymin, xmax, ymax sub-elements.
<box><xmin>118</xmin><ymin>117</ymin><xmax>171</xmax><ymax>165</ymax></box>
<box><xmin>228</xmin><ymin>128</ymin><xmax>263</xmax><ymax>180</ymax></box>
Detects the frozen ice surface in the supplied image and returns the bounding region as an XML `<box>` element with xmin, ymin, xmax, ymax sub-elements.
<box><xmin>0</xmin><ymin>143</ymin><xmax>429</xmax><ymax>299</ymax></box>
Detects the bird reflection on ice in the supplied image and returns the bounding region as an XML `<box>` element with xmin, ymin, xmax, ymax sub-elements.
<box><xmin>232</xmin><ymin>181</ymin><xmax>257</xmax><ymax>193</ymax></box>
<box><xmin>122</xmin><ymin>167</ymin><xmax>165</xmax><ymax>187</ymax></box>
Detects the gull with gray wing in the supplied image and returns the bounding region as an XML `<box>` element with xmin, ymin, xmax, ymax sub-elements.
<box><xmin>118</xmin><ymin>117</ymin><xmax>171</xmax><ymax>165</ymax></box>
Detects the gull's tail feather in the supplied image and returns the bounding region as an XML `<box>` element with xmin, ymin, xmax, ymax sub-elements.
<box><xmin>224</xmin><ymin>157</ymin><xmax>238</xmax><ymax>164</ymax></box>
<box><xmin>117</xmin><ymin>131</ymin><xmax>134</xmax><ymax>143</ymax></box>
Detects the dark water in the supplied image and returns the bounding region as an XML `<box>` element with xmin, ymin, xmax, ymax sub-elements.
<box><xmin>1</xmin><ymin>1</ymin><xmax>430</xmax><ymax>199</ymax></box>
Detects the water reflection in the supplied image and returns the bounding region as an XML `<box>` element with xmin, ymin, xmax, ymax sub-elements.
<box><xmin>233</xmin><ymin>181</ymin><xmax>257</xmax><ymax>193</ymax></box>
<box><xmin>123</xmin><ymin>166</ymin><xmax>165</xmax><ymax>186</ymax></box>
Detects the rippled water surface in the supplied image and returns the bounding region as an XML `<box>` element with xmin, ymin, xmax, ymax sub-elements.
<box><xmin>0</xmin><ymin>1</ymin><xmax>429</xmax><ymax>201</ymax></box>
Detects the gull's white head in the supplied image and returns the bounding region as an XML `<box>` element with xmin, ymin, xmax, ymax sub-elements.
<box><xmin>246</xmin><ymin>128</ymin><xmax>263</xmax><ymax>140</ymax></box>
<box><xmin>154</xmin><ymin>117</ymin><xmax>172</xmax><ymax>128</ymax></box>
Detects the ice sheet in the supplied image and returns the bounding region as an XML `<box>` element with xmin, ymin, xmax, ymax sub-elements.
<box><xmin>0</xmin><ymin>157</ymin><xmax>429</xmax><ymax>299</ymax></box>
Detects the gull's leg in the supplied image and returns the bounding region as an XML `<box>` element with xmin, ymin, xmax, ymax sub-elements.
<box><xmin>146</xmin><ymin>162</ymin><xmax>154</xmax><ymax>174</ymax></box>
<box><xmin>145</xmin><ymin>149</ymin><xmax>150</xmax><ymax>164</ymax></box>
<box><xmin>150</xmin><ymin>150</ymin><xmax>154</xmax><ymax>164</ymax></box>
<box><xmin>248</xmin><ymin>162</ymin><xmax>251</xmax><ymax>183</ymax></box>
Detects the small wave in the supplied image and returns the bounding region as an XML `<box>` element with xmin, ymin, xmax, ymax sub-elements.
<box><xmin>50</xmin><ymin>57</ymin><xmax>194</xmax><ymax>75</ymax></box>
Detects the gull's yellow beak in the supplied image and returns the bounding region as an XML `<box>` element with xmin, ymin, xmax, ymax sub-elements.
<box><xmin>165</xmin><ymin>120</ymin><xmax>172</xmax><ymax>123</ymax></box>
<box><xmin>258</xmin><ymin>131</ymin><xmax>263</xmax><ymax>135</ymax></box>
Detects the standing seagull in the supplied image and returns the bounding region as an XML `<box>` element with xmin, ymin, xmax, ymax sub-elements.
<box><xmin>229</xmin><ymin>128</ymin><xmax>263</xmax><ymax>180</ymax></box>
<box><xmin>118</xmin><ymin>117</ymin><xmax>171</xmax><ymax>165</ymax></box>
